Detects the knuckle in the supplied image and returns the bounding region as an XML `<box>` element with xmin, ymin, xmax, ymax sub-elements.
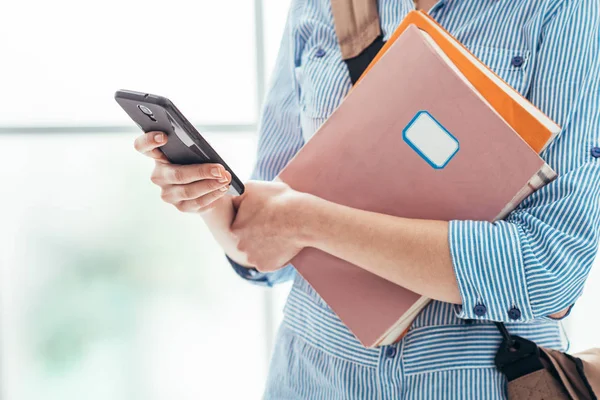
<box><xmin>174</xmin><ymin>202</ymin><xmax>187</xmax><ymax>212</ymax></box>
<box><xmin>207</xmin><ymin>179</ymin><xmax>220</xmax><ymax>191</ymax></box>
<box><xmin>198</xmin><ymin>165</ymin><xmax>208</xmax><ymax>179</ymax></box>
<box><xmin>171</xmin><ymin>167</ymin><xmax>184</xmax><ymax>183</ymax></box>
<box><xmin>201</xmin><ymin>164</ymin><xmax>214</xmax><ymax>179</ymax></box>
<box><xmin>160</xmin><ymin>188</ymin><xmax>171</xmax><ymax>202</ymax></box>
<box><xmin>180</xmin><ymin>185</ymin><xmax>192</xmax><ymax>199</ymax></box>
<box><xmin>194</xmin><ymin>195</ymin><xmax>211</xmax><ymax>209</ymax></box>
<box><xmin>212</xmin><ymin>186</ymin><xmax>226</xmax><ymax>197</ymax></box>
<box><xmin>151</xmin><ymin>164</ymin><xmax>165</xmax><ymax>183</ymax></box>
<box><xmin>136</xmin><ymin>135</ymin><xmax>150</xmax><ymax>151</ymax></box>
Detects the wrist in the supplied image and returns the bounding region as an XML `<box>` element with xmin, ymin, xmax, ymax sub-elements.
<box><xmin>291</xmin><ymin>192</ymin><xmax>329</xmax><ymax>248</ymax></box>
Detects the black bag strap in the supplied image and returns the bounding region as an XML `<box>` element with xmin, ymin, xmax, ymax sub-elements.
<box><xmin>494</xmin><ymin>321</ymin><xmax>545</xmax><ymax>381</ymax></box>
<box><xmin>330</xmin><ymin>0</ymin><xmax>386</xmax><ymax>84</ymax></box>
<box><xmin>344</xmin><ymin>36</ymin><xmax>386</xmax><ymax>84</ymax></box>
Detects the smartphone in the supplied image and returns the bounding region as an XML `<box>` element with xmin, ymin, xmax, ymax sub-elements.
<box><xmin>114</xmin><ymin>89</ymin><xmax>245</xmax><ymax>195</ymax></box>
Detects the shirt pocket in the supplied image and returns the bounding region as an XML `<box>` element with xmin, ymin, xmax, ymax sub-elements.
<box><xmin>294</xmin><ymin>46</ymin><xmax>350</xmax><ymax>120</ymax></box>
<box><xmin>468</xmin><ymin>45</ymin><xmax>533</xmax><ymax>97</ymax></box>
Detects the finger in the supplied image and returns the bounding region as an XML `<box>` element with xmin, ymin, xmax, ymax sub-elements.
<box><xmin>152</xmin><ymin>163</ymin><xmax>230</xmax><ymax>185</ymax></box>
<box><xmin>133</xmin><ymin>131</ymin><xmax>167</xmax><ymax>154</ymax></box>
<box><xmin>161</xmin><ymin>180</ymin><xmax>230</xmax><ymax>203</ymax></box>
<box><xmin>174</xmin><ymin>187</ymin><xmax>229</xmax><ymax>212</ymax></box>
<box><xmin>147</xmin><ymin>149</ymin><xmax>170</xmax><ymax>163</ymax></box>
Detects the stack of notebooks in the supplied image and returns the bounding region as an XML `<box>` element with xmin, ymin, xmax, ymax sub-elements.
<box><xmin>277</xmin><ymin>11</ymin><xmax>561</xmax><ymax>348</ymax></box>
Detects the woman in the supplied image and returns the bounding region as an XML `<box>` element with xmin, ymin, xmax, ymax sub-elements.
<box><xmin>134</xmin><ymin>0</ymin><xmax>600</xmax><ymax>398</ymax></box>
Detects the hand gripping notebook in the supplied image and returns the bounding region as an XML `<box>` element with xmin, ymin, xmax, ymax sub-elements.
<box><xmin>277</xmin><ymin>25</ymin><xmax>557</xmax><ymax>348</ymax></box>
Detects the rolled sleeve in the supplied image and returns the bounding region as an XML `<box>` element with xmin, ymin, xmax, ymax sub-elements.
<box><xmin>450</xmin><ymin>163</ymin><xmax>600</xmax><ymax>322</ymax></box>
<box><xmin>450</xmin><ymin>0</ymin><xmax>600</xmax><ymax>323</ymax></box>
<box><xmin>450</xmin><ymin>219</ymin><xmax>532</xmax><ymax>321</ymax></box>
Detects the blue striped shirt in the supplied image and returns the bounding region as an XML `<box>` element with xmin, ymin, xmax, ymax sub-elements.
<box><xmin>229</xmin><ymin>0</ymin><xmax>600</xmax><ymax>398</ymax></box>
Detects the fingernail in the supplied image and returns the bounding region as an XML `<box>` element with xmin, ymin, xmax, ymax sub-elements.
<box><xmin>211</xmin><ymin>168</ymin><xmax>222</xmax><ymax>178</ymax></box>
<box><xmin>219</xmin><ymin>186</ymin><xmax>229</xmax><ymax>192</ymax></box>
<box><xmin>218</xmin><ymin>171</ymin><xmax>231</xmax><ymax>183</ymax></box>
<box><xmin>154</xmin><ymin>133</ymin><xmax>165</xmax><ymax>143</ymax></box>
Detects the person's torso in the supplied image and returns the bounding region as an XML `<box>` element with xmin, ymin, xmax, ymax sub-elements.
<box><xmin>283</xmin><ymin>0</ymin><xmax>567</xmax><ymax>372</ymax></box>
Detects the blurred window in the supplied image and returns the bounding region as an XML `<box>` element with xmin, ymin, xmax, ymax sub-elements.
<box><xmin>0</xmin><ymin>1</ymin><xmax>292</xmax><ymax>399</ymax></box>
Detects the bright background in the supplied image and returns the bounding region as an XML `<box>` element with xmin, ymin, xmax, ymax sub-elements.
<box><xmin>1</xmin><ymin>1</ymin><xmax>599</xmax><ymax>399</ymax></box>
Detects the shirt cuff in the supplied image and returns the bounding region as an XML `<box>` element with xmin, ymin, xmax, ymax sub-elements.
<box><xmin>448</xmin><ymin>219</ymin><xmax>534</xmax><ymax>322</ymax></box>
<box><xmin>226</xmin><ymin>255</ymin><xmax>296</xmax><ymax>287</ymax></box>
<box><xmin>226</xmin><ymin>255</ymin><xmax>275</xmax><ymax>287</ymax></box>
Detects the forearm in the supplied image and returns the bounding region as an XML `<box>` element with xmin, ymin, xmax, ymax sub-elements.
<box><xmin>301</xmin><ymin>195</ymin><xmax>461</xmax><ymax>304</ymax></box>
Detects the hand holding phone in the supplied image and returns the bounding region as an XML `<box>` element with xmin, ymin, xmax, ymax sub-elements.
<box><xmin>133</xmin><ymin>130</ymin><xmax>235</xmax><ymax>213</ymax></box>
<box><xmin>115</xmin><ymin>89</ymin><xmax>245</xmax><ymax>195</ymax></box>
<box><xmin>121</xmin><ymin>90</ymin><xmax>253</xmax><ymax>266</ymax></box>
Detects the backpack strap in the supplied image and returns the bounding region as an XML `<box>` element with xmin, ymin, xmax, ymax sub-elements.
<box><xmin>330</xmin><ymin>0</ymin><xmax>386</xmax><ymax>84</ymax></box>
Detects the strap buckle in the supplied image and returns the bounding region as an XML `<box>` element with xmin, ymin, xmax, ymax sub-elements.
<box><xmin>494</xmin><ymin>322</ymin><xmax>545</xmax><ymax>381</ymax></box>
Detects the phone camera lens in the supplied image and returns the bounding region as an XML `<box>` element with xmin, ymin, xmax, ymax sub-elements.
<box><xmin>138</xmin><ymin>105</ymin><xmax>153</xmax><ymax>116</ymax></box>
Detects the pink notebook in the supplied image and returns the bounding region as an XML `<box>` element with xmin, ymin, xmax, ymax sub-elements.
<box><xmin>277</xmin><ymin>25</ymin><xmax>556</xmax><ymax>348</ymax></box>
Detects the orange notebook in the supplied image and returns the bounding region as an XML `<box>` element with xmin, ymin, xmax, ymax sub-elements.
<box><xmin>278</xmin><ymin>25</ymin><xmax>557</xmax><ymax>348</ymax></box>
<box><xmin>358</xmin><ymin>11</ymin><xmax>561</xmax><ymax>154</ymax></box>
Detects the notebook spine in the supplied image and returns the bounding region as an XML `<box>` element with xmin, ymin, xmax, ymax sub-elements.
<box><xmin>494</xmin><ymin>164</ymin><xmax>557</xmax><ymax>221</ymax></box>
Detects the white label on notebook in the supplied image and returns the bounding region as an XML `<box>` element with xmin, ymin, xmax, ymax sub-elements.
<box><xmin>402</xmin><ymin>111</ymin><xmax>459</xmax><ymax>169</ymax></box>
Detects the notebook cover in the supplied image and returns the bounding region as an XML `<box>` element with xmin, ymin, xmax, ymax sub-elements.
<box><xmin>358</xmin><ymin>11</ymin><xmax>557</xmax><ymax>154</ymax></box>
<box><xmin>278</xmin><ymin>25</ymin><xmax>546</xmax><ymax>348</ymax></box>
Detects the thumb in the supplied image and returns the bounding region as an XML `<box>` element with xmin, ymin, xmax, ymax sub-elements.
<box><xmin>231</xmin><ymin>192</ymin><xmax>245</xmax><ymax>211</ymax></box>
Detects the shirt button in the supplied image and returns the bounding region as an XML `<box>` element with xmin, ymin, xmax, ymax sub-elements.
<box><xmin>508</xmin><ymin>307</ymin><xmax>522</xmax><ymax>320</ymax></box>
<box><xmin>385</xmin><ymin>346</ymin><xmax>397</xmax><ymax>358</ymax></box>
<box><xmin>247</xmin><ymin>268</ymin><xmax>261</xmax><ymax>278</ymax></box>
<box><xmin>591</xmin><ymin>147</ymin><xmax>600</xmax><ymax>158</ymax></box>
<box><xmin>314</xmin><ymin>48</ymin><xmax>326</xmax><ymax>58</ymax></box>
<box><xmin>511</xmin><ymin>56</ymin><xmax>525</xmax><ymax>68</ymax></box>
<box><xmin>473</xmin><ymin>304</ymin><xmax>487</xmax><ymax>316</ymax></box>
